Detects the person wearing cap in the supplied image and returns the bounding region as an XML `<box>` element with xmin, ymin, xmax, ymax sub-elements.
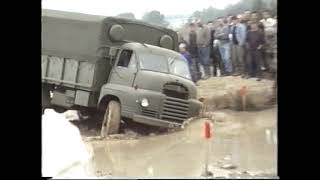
<box><xmin>230</xmin><ymin>15</ymin><xmax>247</xmax><ymax>76</ymax></box>
<box><xmin>179</xmin><ymin>43</ymin><xmax>197</xmax><ymax>83</ymax></box>
<box><xmin>196</xmin><ymin>19</ymin><xmax>212</xmax><ymax>79</ymax></box>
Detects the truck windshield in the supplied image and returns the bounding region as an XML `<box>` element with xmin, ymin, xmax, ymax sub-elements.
<box><xmin>139</xmin><ymin>54</ymin><xmax>169</xmax><ymax>73</ymax></box>
<box><xmin>139</xmin><ymin>53</ymin><xmax>191</xmax><ymax>80</ymax></box>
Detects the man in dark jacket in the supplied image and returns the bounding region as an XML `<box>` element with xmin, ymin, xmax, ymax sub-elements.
<box><xmin>208</xmin><ymin>20</ymin><xmax>223</xmax><ymax>77</ymax></box>
<box><xmin>188</xmin><ymin>22</ymin><xmax>201</xmax><ymax>81</ymax></box>
<box><xmin>246</xmin><ymin>22</ymin><xmax>265</xmax><ymax>81</ymax></box>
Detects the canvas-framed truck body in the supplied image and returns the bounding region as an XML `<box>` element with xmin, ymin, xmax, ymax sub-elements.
<box><xmin>42</xmin><ymin>9</ymin><xmax>202</xmax><ymax>136</ymax></box>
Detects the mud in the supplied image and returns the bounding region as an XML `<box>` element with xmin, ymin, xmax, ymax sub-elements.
<box><xmin>197</xmin><ymin>76</ymin><xmax>275</xmax><ymax>111</ymax></box>
<box><xmin>60</xmin><ymin>76</ymin><xmax>278</xmax><ymax>178</ymax></box>
<box><xmin>77</xmin><ymin>107</ymin><xmax>277</xmax><ymax>178</ymax></box>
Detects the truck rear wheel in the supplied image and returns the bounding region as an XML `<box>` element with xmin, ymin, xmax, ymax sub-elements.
<box><xmin>101</xmin><ymin>100</ymin><xmax>121</xmax><ymax>137</ymax></box>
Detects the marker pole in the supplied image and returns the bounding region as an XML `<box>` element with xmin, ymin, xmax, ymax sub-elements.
<box><xmin>202</xmin><ymin>120</ymin><xmax>213</xmax><ymax>178</ymax></box>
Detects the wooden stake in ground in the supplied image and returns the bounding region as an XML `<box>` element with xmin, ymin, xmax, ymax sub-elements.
<box><xmin>239</xmin><ymin>86</ymin><xmax>248</xmax><ymax>111</ymax></box>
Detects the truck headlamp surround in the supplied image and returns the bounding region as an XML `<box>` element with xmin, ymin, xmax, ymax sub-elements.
<box><xmin>141</xmin><ymin>98</ymin><xmax>149</xmax><ymax>107</ymax></box>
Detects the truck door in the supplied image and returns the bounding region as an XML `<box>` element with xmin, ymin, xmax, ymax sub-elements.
<box><xmin>108</xmin><ymin>49</ymin><xmax>137</xmax><ymax>86</ymax></box>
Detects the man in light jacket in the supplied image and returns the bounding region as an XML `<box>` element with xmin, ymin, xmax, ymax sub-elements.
<box><xmin>231</xmin><ymin>15</ymin><xmax>247</xmax><ymax>76</ymax></box>
<box><xmin>215</xmin><ymin>18</ymin><xmax>233</xmax><ymax>75</ymax></box>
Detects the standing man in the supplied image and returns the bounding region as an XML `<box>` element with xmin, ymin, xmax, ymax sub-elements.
<box><xmin>210</xmin><ymin>19</ymin><xmax>223</xmax><ymax>76</ymax></box>
<box><xmin>260</xmin><ymin>10</ymin><xmax>277</xmax><ymax>74</ymax></box>
<box><xmin>246</xmin><ymin>22</ymin><xmax>265</xmax><ymax>81</ymax></box>
<box><xmin>230</xmin><ymin>16</ymin><xmax>247</xmax><ymax>76</ymax></box>
<box><xmin>251</xmin><ymin>11</ymin><xmax>268</xmax><ymax>72</ymax></box>
<box><xmin>215</xmin><ymin>18</ymin><xmax>233</xmax><ymax>76</ymax></box>
<box><xmin>196</xmin><ymin>19</ymin><xmax>212</xmax><ymax>79</ymax></box>
<box><xmin>188</xmin><ymin>22</ymin><xmax>201</xmax><ymax>81</ymax></box>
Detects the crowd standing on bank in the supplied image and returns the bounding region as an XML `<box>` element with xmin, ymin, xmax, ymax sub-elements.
<box><xmin>178</xmin><ymin>10</ymin><xmax>277</xmax><ymax>83</ymax></box>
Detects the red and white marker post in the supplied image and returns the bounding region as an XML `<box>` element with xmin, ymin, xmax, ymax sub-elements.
<box><xmin>202</xmin><ymin>120</ymin><xmax>213</xmax><ymax>177</ymax></box>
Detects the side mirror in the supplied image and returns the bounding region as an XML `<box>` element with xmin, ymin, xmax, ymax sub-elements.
<box><xmin>109</xmin><ymin>47</ymin><xmax>118</xmax><ymax>57</ymax></box>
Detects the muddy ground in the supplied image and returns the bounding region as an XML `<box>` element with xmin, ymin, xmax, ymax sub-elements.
<box><xmin>65</xmin><ymin>76</ymin><xmax>278</xmax><ymax>178</ymax></box>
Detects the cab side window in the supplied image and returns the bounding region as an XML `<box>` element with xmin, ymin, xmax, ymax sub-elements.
<box><xmin>117</xmin><ymin>50</ymin><xmax>133</xmax><ymax>67</ymax></box>
<box><xmin>128</xmin><ymin>52</ymin><xmax>137</xmax><ymax>70</ymax></box>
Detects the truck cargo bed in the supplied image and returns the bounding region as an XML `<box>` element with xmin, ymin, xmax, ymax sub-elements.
<box><xmin>42</xmin><ymin>55</ymin><xmax>109</xmax><ymax>91</ymax></box>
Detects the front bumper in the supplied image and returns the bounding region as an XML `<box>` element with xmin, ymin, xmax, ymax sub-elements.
<box><xmin>133</xmin><ymin>97</ymin><xmax>202</xmax><ymax>128</ymax></box>
<box><xmin>133</xmin><ymin>114</ymin><xmax>182</xmax><ymax>128</ymax></box>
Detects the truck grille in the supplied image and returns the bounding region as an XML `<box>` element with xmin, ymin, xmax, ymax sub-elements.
<box><xmin>161</xmin><ymin>97</ymin><xmax>189</xmax><ymax>123</ymax></box>
<box><xmin>141</xmin><ymin>107</ymin><xmax>158</xmax><ymax>118</ymax></box>
<box><xmin>163</xmin><ymin>83</ymin><xmax>189</xmax><ymax>100</ymax></box>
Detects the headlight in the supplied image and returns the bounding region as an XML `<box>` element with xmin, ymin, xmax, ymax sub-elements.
<box><xmin>141</xmin><ymin>98</ymin><xmax>149</xmax><ymax>107</ymax></box>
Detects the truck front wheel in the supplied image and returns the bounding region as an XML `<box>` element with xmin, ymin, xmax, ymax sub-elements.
<box><xmin>101</xmin><ymin>100</ymin><xmax>121</xmax><ymax>137</ymax></box>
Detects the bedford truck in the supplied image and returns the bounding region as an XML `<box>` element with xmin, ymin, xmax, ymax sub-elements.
<box><xmin>42</xmin><ymin>9</ymin><xmax>202</xmax><ymax>137</ymax></box>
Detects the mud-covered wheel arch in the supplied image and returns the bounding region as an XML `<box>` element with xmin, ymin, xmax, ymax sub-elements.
<box><xmin>98</xmin><ymin>95</ymin><xmax>121</xmax><ymax>137</ymax></box>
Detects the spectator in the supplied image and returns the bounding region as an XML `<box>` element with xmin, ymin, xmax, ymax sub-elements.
<box><xmin>188</xmin><ymin>22</ymin><xmax>201</xmax><ymax>81</ymax></box>
<box><xmin>260</xmin><ymin>10</ymin><xmax>277</xmax><ymax>74</ymax></box>
<box><xmin>227</xmin><ymin>15</ymin><xmax>233</xmax><ymax>25</ymax></box>
<box><xmin>242</xmin><ymin>10</ymin><xmax>251</xmax><ymax>30</ymax></box>
<box><xmin>179</xmin><ymin>43</ymin><xmax>197</xmax><ymax>83</ymax></box>
<box><xmin>250</xmin><ymin>11</ymin><xmax>260</xmax><ymax>22</ymax></box>
<box><xmin>244</xmin><ymin>10</ymin><xmax>251</xmax><ymax>20</ymax></box>
<box><xmin>179</xmin><ymin>43</ymin><xmax>193</xmax><ymax>66</ymax></box>
<box><xmin>215</xmin><ymin>18</ymin><xmax>233</xmax><ymax>76</ymax></box>
<box><xmin>246</xmin><ymin>22</ymin><xmax>265</xmax><ymax>81</ymax></box>
<box><xmin>260</xmin><ymin>10</ymin><xmax>277</xmax><ymax>32</ymax></box>
<box><xmin>177</xmin><ymin>32</ymin><xmax>188</xmax><ymax>48</ymax></box>
<box><xmin>250</xmin><ymin>11</ymin><xmax>269</xmax><ymax>73</ymax></box>
<box><xmin>230</xmin><ymin>16</ymin><xmax>247</xmax><ymax>76</ymax></box>
<box><xmin>196</xmin><ymin>19</ymin><xmax>212</xmax><ymax>79</ymax></box>
<box><xmin>247</xmin><ymin>11</ymin><xmax>264</xmax><ymax>32</ymax></box>
<box><xmin>209</xmin><ymin>19</ymin><xmax>223</xmax><ymax>77</ymax></box>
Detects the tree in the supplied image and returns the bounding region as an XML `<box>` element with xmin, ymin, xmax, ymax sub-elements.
<box><xmin>142</xmin><ymin>10</ymin><xmax>169</xmax><ymax>27</ymax></box>
<box><xmin>117</xmin><ymin>13</ymin><xmax>136</xmax><ymax>19</ymax></box>
<box><xmin>251</xmin><ymin>0</ymin><xmax>264</xmax><ymax>11</ymax></box>
<box><xmin>189</xmin><ymin>0</ymin><xmax>277</xmax><ymax>22</ymax></box>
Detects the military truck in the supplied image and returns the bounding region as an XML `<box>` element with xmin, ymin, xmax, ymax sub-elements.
<box><xmin>42</xmin><ymin>9</ymin><xmax>202</xmax><ymax>136</ymax></box>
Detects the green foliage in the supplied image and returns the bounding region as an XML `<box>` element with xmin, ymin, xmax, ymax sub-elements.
<box><xmin>142</xmin><ymin>10</ymin><xmax>170</xmax><ymax>27</ymax></box>
<box><xmin>190</xmin><ymin>0</ymin><xmax>277</xmax><ymax>22</ymax></box>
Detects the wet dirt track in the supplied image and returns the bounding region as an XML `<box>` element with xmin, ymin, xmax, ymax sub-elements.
<box><xmin>81</xmin><ymin>107</ymin><xmax>277</xmax><ymax>178</ymax></box>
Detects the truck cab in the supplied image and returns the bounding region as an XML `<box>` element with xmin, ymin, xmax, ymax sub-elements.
<box><xmin>100</xmin><ymin>43</ymin><xmax>201</xmax><ymax>129</ymax></box>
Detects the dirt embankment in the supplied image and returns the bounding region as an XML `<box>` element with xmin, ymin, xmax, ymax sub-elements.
<box><xmin>197</xmin><ymin>76</ymin><xmax>276</xmax><ymax>112</ymax></box>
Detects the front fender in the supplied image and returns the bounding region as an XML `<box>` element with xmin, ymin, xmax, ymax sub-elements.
<box><xmin>99</xmin><ymin>84</ymin><xmax>140</xmax><ymax>119</ymax></box>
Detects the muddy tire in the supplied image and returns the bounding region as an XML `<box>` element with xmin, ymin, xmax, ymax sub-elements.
<box><xmin>101</xmin><ymin>100</ymin><xmax>121</xmax><ymax>137</ymax></box>
<box><xmin>53</xmin><ymin>106</ymin><xmax>66</xmax><ymax>113</ymax></box>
